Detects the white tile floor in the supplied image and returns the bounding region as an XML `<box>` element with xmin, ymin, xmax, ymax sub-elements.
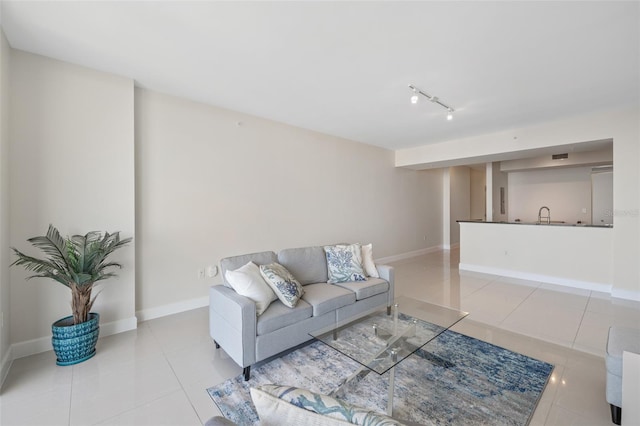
<box><xmin>2</xmin><ymin>248</ymin><xmax>639</xmax><ymax>425</ymax></box>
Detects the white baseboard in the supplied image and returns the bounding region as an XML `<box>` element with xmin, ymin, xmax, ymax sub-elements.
<box><xmin>10</xmin><ymin>316</ymin><xmax>138</xmax><ymax>361</ymax></box>
<box><xmin>459</xmin><ymin>263</ymin><xmax>613</xmax><ymax>294</ymax></box>
<box><xmin>9</xmin><ymin>297</ymin><xmax>211</xmax><ymax>361</ymax></box>
<box><xmin>375</xmin><ymin>245</ymin><xmax>443</xmax><ymax>264</ymax></box>
<box><xmin>136</xmin><ymin>296</ymin><xmax>209</xmax><ymax>322</ymax></box>
<box><xmin>612</xmin><ymin>288</ymin><xmax>640</xmax><ymax>302</ymax></box>
<box><xmin>10</xmin><ymin>335</ymin><xmax>52</xmax><ymax>360</ymax></box>
<box><xmin>101</xmin><ymin>316</ymin><xmax>138</xmax><ymax>336</ymax></box>
<box><xmin>1</xmin><ymin>346</ymin><xmax>13</xmax><ymax>389</ymax></box>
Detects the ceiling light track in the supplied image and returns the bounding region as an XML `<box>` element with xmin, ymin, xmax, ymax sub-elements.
<box><xmin>408</xmin><ymin>84</ymin><xmax>455</xmax><ymax>120</ymax></box>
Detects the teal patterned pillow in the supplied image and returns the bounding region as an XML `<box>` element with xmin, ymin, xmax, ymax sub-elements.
<box><xmin>259</xmin><ymin>263</ymin><xmax>304</xmax><ymax>308</ymax></box>
<box><xmin>324</xmin><ymin>244</ymin><xmax>367</xmax><ymax>284</ymax></box>
<box><xmin>254</xmin><ymin>384</ymin><xmax>405</xmax><ymax>426</ymax></box>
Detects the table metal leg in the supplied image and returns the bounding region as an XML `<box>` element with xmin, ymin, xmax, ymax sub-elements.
<box><xmin>387</xmin><ymin>349</ymin><xmax>398</xmax><ymax>416</ymax></box>
<box><xmin>387</xmin><ymin>365</ymin><xmax>395</xmax><ymax>415</ymax></box>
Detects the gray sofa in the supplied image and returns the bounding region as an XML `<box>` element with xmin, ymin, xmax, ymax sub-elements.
<box><xmin>606</xmin><ymin>326</ymin><xmax>640</xmax><ymax>425</ymax></box>
<box><xmin>209</xmin><ymin>245</ymin><xmax>395</xmax><ymax>380</ymax></box>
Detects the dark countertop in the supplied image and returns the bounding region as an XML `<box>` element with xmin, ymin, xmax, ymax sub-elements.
<box><xmin>457</xmin><ymin>220</ymin><xmax>613</xmax><ymax>228</ymax></box>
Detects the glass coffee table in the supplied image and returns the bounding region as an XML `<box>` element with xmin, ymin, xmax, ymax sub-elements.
<box><xmin>310</xmin><ymin>296</ymin><xmax>468</xmax><ymax>416</ymax></box>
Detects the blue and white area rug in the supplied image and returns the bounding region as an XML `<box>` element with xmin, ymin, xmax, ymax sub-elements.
<box><xmin>207</xmin><ymin>330</ymin><xmax>554</xmax><ymax>425</ymax></box>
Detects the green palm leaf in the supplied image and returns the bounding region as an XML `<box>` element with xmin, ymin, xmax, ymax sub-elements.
<box><xmin>26</xmin><ymin>225</ymin><xmax>72</xmax><ymax>275</ymax></box>
<box><xmin>11</xmin><ymin>224</ymin><xmax>132</xmax><ymax>324</ymax></box>
<box><xmin>10</xmin><ymin>249</ymin><xmax>71</xmax><ymax>287</ymax></box>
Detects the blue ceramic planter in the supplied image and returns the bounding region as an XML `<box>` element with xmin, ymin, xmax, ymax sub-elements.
<box><xmin>51</xmin><ymin>313</ymin><xmax>100</xmax><ymax>366</ymax></box>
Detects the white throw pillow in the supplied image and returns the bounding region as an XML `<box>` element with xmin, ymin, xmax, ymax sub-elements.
<box><xmin>225</xmin><ymin>261</ymin><xmax>277</xmax><ymax>316</ymax></box>
<box><xmin>361</xmin><ymin>243</ymin><xmax>380</xmax><ymax>278</ymax></box>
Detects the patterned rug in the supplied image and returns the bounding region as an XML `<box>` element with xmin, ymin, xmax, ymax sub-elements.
<box><xmin>207</xmin><ymin>330</ymin><xmax>553</xmax><ymax>425</ymax></box>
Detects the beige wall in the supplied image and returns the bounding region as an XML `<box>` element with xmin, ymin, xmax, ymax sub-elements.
<box><xmin>397</xmin><ymin>107</ymin><xmax>640</xmax><ymax>300</ymax></box>
<box><xmin>449</xmin><ymin>166</ymin><xmax>470</xmax><ymax>245</ymax></box>
<box><xmin>134</xmin><ymin>88</ymin><xmax>443</xmax><ymax>317</ymax></box>
<box><xmin>420</xmin><ymin>168</ymin><xmax>443</xmax><ymax>249</ymax></box>
<box><xmin>0</xmin><ymin>29</ymin><xmax>11</xmax><ymax>380</ymax></box>
<box><xmin>470</xmin><ymin>168</ymin><xmax>485</xmax><ymax>220</ymax></box>
<box><xmin>9</xmin><ymin>51</ymin><xmax>136</xmax><ymax>355</ymax></box>
<box><xmin>508</xmin><ymin>166</ymin><xmax>594</xmax><ymax>224</ymax></box>
<box><xmin>492</xmin><ymin>162</ymin><xmax>508</xmax><ymax>222</ymax></box>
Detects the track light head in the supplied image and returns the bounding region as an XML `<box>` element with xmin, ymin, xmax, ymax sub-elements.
<box><xmin>447</xmin><ymin>110</ymin><xmax>453</xmax><ymax>121</ymax></box>
<box><xmin>410</xmin><ymin>88</ymin><xmax>419</xmax><ymax>104</ymax></box>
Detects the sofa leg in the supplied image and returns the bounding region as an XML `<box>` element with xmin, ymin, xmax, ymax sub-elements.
<box><xmin>243</xmin><ymin>366</ymin><xmax>251</xmax><ymax>381</ymax></box>
<box><xmin>387</xmin><ymin>306</ymin><xmax>391</xmax><ymax>315</ymax></box>
<box><xmin>214</xmin><ymin>340</ymin><xmax>220</xmax><ymax>349</ymax></box>
<box><xmin>610</xmin><ymin>404</ymin><xmax>621</xmax><ymax>425</ymax></box>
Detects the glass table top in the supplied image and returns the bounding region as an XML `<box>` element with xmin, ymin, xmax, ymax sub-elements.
<box><xmin>310</xmin><ymin>296</ymin><xmax>468</xmax><ymax>375</ymax></box>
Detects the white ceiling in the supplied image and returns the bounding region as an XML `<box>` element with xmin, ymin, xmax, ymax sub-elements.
<box><xmin>1</xmin><ymin>1</ymin><xmax>638</xmax><ymax>151</ymax></box>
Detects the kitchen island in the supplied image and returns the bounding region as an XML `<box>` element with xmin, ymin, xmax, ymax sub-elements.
<box><xmin>458</xmin><ymin>220</ymin><xmax>613</xmax><ymax>293</ymax></box>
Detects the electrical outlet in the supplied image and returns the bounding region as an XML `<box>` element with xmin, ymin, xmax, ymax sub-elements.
<box><xmin>206</xmin><ymin>265</ymin><xmax>218</xmax><ymax>278</ymax></box>
<box><xmin>197</xmin><ymin>269</ymin><xmax>205</xmax><ymax>279</ymax></box>
<box><xmin>423</xmin><ymin>235</ymin><xmax>427</xmax><ymax>241</ymax></box>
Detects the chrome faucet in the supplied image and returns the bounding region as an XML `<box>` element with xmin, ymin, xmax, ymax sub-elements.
<box><xmin>538</xmin><ymin>206</ymin><xmax>550</xmax><ymax>224</ymax></box>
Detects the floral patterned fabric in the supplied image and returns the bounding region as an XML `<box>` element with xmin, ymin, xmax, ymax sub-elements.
<box><xmin>324</xmin><ymin>244</ymin><xmax>367</xmax><ymax>284</ymax></box>
<box><xmin>259</xmin><ymin>263</ymin><xmax>304</xmax><ymax>308</ymax></box>
<box><xmin>255</xmin><ymin>384</ymin><xmax>405</xmax><ymax>426</ymax></box>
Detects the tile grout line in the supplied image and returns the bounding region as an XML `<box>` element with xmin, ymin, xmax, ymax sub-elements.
<box><xmin>145</xmin><ymin>319</ymin><xmax>204</xmax><ymax>425</ymax></box>
<box><xmin>88</xmin><ymin>322</ymin><xmax>192</xmax><ymax>425</ymax></box>
<box><xmin>495</xmin><ymin>280</ymin><xmax>540</xmax><ymax>328</ymax></box>
<box><xmin>569</xmin><ymin>291</ymin><xmax>592</xmax><ymax>350</ymax></box>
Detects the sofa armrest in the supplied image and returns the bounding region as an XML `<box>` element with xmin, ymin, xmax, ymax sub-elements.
<box><xmin>376</xmin><ymin>264</ymin><xmax>395</xmax><ymax>307</ymax></box>
<box><xmin>209</xmin><ymin>285</ymin><xmax>257</xmax><ymax>368</ymax></box>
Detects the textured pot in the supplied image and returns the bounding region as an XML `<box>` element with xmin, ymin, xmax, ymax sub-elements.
<box><xmin>51</xmin><ymin>313</ymin><xmax>100</xmax><ymax>366</ymax></box>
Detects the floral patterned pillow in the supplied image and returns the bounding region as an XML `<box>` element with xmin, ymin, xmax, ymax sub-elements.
<box><xmin>252</xmin><ymin>384</ymin><xmax>405</xmax><ymax>426</ymax></box>
<box><xmin>324</xmin><ymin>244</ymin><xmax>367</xmax><ymax>284</ymax></box>
<box><xmin>259</xmin><ymin>263</ymin><xmax>304</xmax><ymax>308</ymax></box>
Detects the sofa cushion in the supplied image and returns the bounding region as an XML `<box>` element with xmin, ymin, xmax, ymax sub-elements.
<box><xmin>260</xmin><ymin>263</ymin><xmax>305</xmax><ymax>308</ymax></box>
<box><xmin>257</xmin><ymin>299</ymin><xmax>313</xmax><ymax>335</ymax></box>
<box><xmin>224</xmin><ymin>261</ymin><xmax>277</xmax><ymax>316</ymax></box>
<box><xmin>221</xmin><ymin>251</ymin><xmax>278</xmax><ymax>287</ymax></box>
<box><xmin>334</xmin><ymin>278</ymin><xmax>389</xmax><ymax>301</ymax></box>
<box><xmin>324</xmin><ymin>244</ymin><xmax>367</xmax><ymax>283</ymax></box>
<box><xmin>277</xmin><ymin>246</ymin><xmax>328</xmax><ymax>285</ymax></box>
<box><xmin>251</xmin><ymin>384</ymin><xmax>406</xmax><ymax>426</ymax></box>
<box><xmin>301</xmin><ymin>283</ymin><xmax>356</xmax><ymax>317</ymax></box>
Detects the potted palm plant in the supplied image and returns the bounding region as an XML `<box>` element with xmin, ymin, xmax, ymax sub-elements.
<box><xmin>11</xmin><ymin>224</ymin><xmax>132</xmax><ymax>365</ymax></box>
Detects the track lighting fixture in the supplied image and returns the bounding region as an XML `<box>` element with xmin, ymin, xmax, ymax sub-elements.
<box><xmin>408</xmin><ymin>84</ymin><xmax>455</xmax><ymax>121</ymax></box>
<box><xmin>410</xmin><ymin>89</ymin><xmax>419</xmax><ymax>104</ymax></box>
